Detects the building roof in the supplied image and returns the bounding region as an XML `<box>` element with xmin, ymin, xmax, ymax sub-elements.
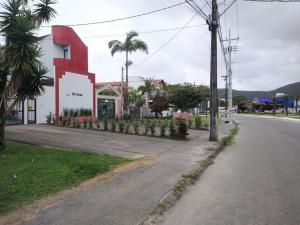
<box><xmin>96</xmin><ymin>79</ymin><xmax>165</xmax><ymax>87</ymax></box>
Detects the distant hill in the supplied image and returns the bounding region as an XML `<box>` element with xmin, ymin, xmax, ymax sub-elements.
<box><xmin>218</xmin><ymin>82</ymin><xmax>300</xmax><ymax>99</ymax></box>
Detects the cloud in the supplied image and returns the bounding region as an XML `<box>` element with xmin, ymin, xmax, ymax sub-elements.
<box><xmin>1</xmin><ymin>0</ymin><xmax>299</xmax><ymax>90</ymax></box>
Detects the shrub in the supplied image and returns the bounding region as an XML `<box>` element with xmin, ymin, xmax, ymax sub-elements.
<box><xmin>74</xmin><ymin>109</ymin><xmax>79</xmax><ymax>117</ymax></box>
<box><xmin>104</xmin><ymin>118</ymin><xmax>108</xmax><ymax>131</ymax></box>
<box><xmin>125</xmin><ymin>123</ymin><xmax>130</xmax><ymax>134</ymax></box>
<box><xmin>160</xmin><ymin>122</ymin><xmax>166</xmax><ymax>137</ymax></box>
<box><xmin>177</xmin><ymin>119</ymin><xmax>188</xmax><ymax>139</ymax></box>
<box><xmin>123</xmin><ymin>112</ymin><xmax>131</xmax><ymax>122</ymax></box>
<box><xmin>83</xmin><ymin>119</ymin><xmax>88</xmax><ymax>129</ymax></box>
<box><xmin>66</xmin><ymin>117</ymin><xmax>71</xmax><ymax>127</ymax></box>
<box><xmin>63</xmin><ymin>108</ymin><xmax>70</xmax><ymax>118</ymax></box>
<box><xmin>111</xmin><ymin>120</ymin><xmax>116</xmax><ymax>132</ymax></box>
<box><xmin>76</xmin><ymin>122</ymin><xmax>81</xmax><ymax>129</ymax></box>
<box><xmin>70</xmin><ymin>109</ymin><xmax>75</xmax><ymax>117</ymax></box>
<box><xmin>88</xmin><ymin>119</ymin><xmax>93</xmax><ymax>129</ymax></box>
<box><xmin>169</xmin><ymin>119</ymin><xmax>176</xmax><ymax>137</ymax></box>
<box><xmin>46</xmin><ymin>113</ymin><xmax>52</xmax><ymax>125</ymax></box>
<box><xmin>79</xmin><ymin>108</ymin><xmax>85</xmax><ymax>116</ymax></box>
<box><xmin>133</xmin><ymin>122</ymin><xmax>139</xmax><ymax>135</ymax></box>
<box><xmin>144</xmin><ymin>120</ymin><xmax>150</xmax><ymax>135</ymax></box>
<box><xmin>195</xmin><ymin>116</ymin><xmax>202</xmax><ymax>129</ymax></box>
<box><xmin>149</xmin><ymin>121</ymin><xmax>156</xmax><ymax>136</ymax></box>
<box><xmin>118</xmin><ymin>121</ymin><xmax>125</xmax><ymax>132</ymax></box>
<box><xmin>96</xmin><ymin>121</ymin><xmax>100</xmax><ymax>129</ymax></box>
<box><xmin>188</xmin><ymin>119</ymin><xmax>192</xmax><ymax>129</ymax></box>
<box><xmin>52</xmin><ymin>114</ymin><xmax>56</xmax><ymax>125</ymax></box>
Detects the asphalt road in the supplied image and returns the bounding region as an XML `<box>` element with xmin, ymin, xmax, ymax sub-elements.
<box><xmin>161</xmin><ymin>115</ymin><xmax>300</xmax><ymax>225</ymax></box>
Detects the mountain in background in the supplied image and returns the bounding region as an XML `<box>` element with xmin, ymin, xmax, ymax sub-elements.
<box><xmin>218</xmin><ymin>82</ymin><xmax>300</xmax><ymax>99</ymax></box>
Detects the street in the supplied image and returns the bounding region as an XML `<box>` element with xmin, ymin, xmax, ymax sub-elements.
<box><xmin>161</xmin><ymin>115</ymin><xmax>300</xmax><ymax>225</ymax></box>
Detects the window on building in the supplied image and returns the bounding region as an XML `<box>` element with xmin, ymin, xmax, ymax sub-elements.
<box><xmin>63</xmin><ymin>46</ymin><xmax>70</xmax><ymax>59</ymax></box>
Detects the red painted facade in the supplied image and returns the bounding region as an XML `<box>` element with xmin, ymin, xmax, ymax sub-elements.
<box><xmin>52</xmin><ymin>25</ymin><xmax>96</xmax><ymax>122</ymax></box>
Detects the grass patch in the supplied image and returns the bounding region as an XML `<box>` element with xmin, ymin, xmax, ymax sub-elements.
<box><xmin>144</xmin><ymin>124</ymin><xmax>239</xmax><ymax>224</ymax></box>
<box><xmin>0</xmin><ymin>141</ymin><xmax>131</xmax><ymax>215</ymax></box>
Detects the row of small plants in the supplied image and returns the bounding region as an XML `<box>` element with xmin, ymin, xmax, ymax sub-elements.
<box><xmin>58</xmin><ymin>118</ymin><xmax>189</xmax><ymax>140</ymax></box>
<box><xmin>62</xmin><ymin>108</ymin><xmax>92</xmax><ymax>117</ymax></box>
<box><xmin>45</xmin><ymin>108</ymin><xmax>93</xmax><ymax>125</ymax></box>
<box><xmin>188</xmin><ymin>116</ymin><xmax>209</xmax><ymax>130</ymax></box>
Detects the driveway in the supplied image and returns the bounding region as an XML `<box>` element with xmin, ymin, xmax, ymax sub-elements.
<box><xmin>6</xmin><ymin>124</ymin><xmax>186</xmax><ymax>158</ymax></box>
<box><xmin>160</xmin><ymin>115</ymin><xmax>300</xmax><ymax>225</ymax></box>
<box><xmin>5</xmin><ymin>123</ymin><xmax>232</xmax><ymax>225</ymax></box>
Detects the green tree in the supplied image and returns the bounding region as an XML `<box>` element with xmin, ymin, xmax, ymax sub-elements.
<box><xmin>0</xmin><ymin>0</ymin><xmax>56</xmax><ymax>151</ymax></box>
<box><xmin>128</xmin><ymin>87</ymin><xmax>145</xmax><ymax>118</ymax></box>
<box><xmin>138</xmin><ymin>78</ymin><xmax>156</xmax><ymax>116</ymax></box>
<box><xmin>151</xmin><ymin>96</ymin><xmax>169</xmax><ymax>116</ymax></box>
<box><xmin>108</xmin><ymin>31</ymin><xmax>148</xmax><ymax>109</ymax></box>
<box><xmin>168</xmin><ymin>84</ymin><xmax>203</xmax><ymax>111</ymax></box>
<box><xmin>233</xmin><ymin>96</ymin><xmax>247</xmax><ymax>106</ymax></box>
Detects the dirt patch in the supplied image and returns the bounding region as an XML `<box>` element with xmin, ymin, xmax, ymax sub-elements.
<box><xmin>0</xmin><ymin>155</ymin><xmax>157</xmax><ymax>225</ymax></box>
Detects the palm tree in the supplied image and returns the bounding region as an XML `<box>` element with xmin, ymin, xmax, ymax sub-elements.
<box><xmin>108</xmin><ymin>31</ymin><xmax>148</xmax><ymax>110</ymax></box>
<box><xmin>138</xmin><ymin>78</ymin><xmax>156</xmax><ymax>117</ymax></box>
<box><xmin>128</xmin><ymin>87</ymin><xmax>145</xmax><ymax>118</ymax></box>
<box><xmin>0</xmin><ymin>0</ymin><xmax>56</xmax><ymax>151</ymax></box>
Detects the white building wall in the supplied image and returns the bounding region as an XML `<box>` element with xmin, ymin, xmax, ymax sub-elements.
<box><xmin>31</xmin><ymin>35</ymin><xmax>64</xmax><ymax>124</ymax></box>
<box><xmin>59</xmin><ymin>72</ymin><xmax>93</xmax><ymax>116</ymax></box>
<box><xmin>35</xmin><ymin>86</ymin><xmax>55</xmax><ymax>123</ymax></box>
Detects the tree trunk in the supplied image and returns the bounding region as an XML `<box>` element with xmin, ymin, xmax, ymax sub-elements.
<box><xmin>0</xmin><ymin>103</ymin><xmax>6</xmax><ymax>152</ymax></box>
<box><xmin>125</xmin><ymin>51</ymin><xmax>129</xmax><ymax>111</ymax></box>
<box><xmin>146</xmin><ymin>93</ymin><xmax>150</xmax><ymax>117</ymax></box>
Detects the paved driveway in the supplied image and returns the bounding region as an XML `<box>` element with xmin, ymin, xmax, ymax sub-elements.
<box><xmin>4</xmin><ymin>124</ymin><xmax>232</xmax><ymax>225</ymax></box>
<box><xmin>6</xmin><ymin>125</ymin><xmax>186</xmax><ymax>158</ymax></box>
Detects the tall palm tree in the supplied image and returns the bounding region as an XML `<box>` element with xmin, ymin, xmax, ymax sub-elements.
<box><xmin>138</xmin><ymin>78</ymin><xmax>156</xmax><ymax>117</ymax></box>
<box><xmin>0</xmin><ymin>0</ymin><xmax>56</xmax><ymax>151</ymax></box>
<box><xmin>108</xmin><ymin>31</ymin><xmax>148</xmax><ymax>110</ymax></box>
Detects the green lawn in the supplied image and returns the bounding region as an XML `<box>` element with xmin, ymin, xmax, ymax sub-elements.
<box><xmin>0</xmin><ymin>141</ymin><xmax>131</xmax><ymax>214</ymax></box>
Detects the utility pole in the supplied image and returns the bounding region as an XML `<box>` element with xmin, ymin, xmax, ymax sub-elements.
<box><xmin>220</xmin><ymin>29</ymin><xmax>238</xmax><ymax>122</ymax></box>
<box><xmin>208</xmin><ymin>0</ymin><xmax>219</xmax><ymax>141</ymax></box>
<box><xmin>228</xmin><ymin>29</ymin><xmax>233</xmax><ymax>118</ymax></box>
<box><xmin>222</xmin><ymin>75</ymin><xmax>228</xmax><ymax>118</ymax></box>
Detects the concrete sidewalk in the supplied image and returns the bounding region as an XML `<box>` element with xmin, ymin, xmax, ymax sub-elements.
<box><xmin>4</xmin><ymin>123</ymin><xmax>232</xmax><ymax>225</ymax></box>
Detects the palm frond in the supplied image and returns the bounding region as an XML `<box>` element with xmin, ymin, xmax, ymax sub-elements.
<box><xmin>33</xmin><ymin>0</ymin><xmax>56</xmax><ymax>26</ymax></box>
<box><xmin>125</xmin><ymin>31</ymin><xmax>138</xmax><ymax>42</ymax></box>
<box><xmin>108</xmin><ymin>40</ymin><xmax>125</xmax><ymax>56</ymax></box>
<box><xmin>128</xmin><ymin>39</ymin><xmax>148</xmax><ymax>54</ymax></box>
<box><xmin>0</xmin><ymin>0</ymin><xmax>22</xmax><ymax>32</ymax></box>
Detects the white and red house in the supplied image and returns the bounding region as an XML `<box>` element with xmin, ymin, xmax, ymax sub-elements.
<box><xmin>7</xmin><ymin>25</ymin><xmax>96</xmax><ymax>125</ymax></box>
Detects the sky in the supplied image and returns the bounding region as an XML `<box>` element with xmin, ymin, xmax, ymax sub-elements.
<box><xmin>1</xmin><ymin>0</ymin><xmax>300</xmax><ymax>91</ymax></box>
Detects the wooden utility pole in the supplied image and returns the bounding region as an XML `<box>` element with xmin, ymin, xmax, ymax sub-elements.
<box><xmin>208</xmin><ymin>0</ymin><xmax>219</xmax><ymax>141</ymax></box>
<box><xmin>222</xmin><ymin>75</ymin><xmax>228</xmax><ymax>118</ymax></box>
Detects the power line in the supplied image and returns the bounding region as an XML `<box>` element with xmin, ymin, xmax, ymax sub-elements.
<box><xmin>41</xmin><ymin>1</ymin><xmax>191</xmax><ymax>28</ymax></box>
<box><xmin>219</xmin><ymin>0</ymin><xmax>238</xmax><ymax>17</ymax></box>
<box><xmin>184</xmin><ymin>0</ymin><xmax>209</xmax><ymax>21</ymax></box>
<box><xmin>132</xmin><ymin>13</ymin><xmax>199</xmax><ymax>69</ymax></box>
<box><xmin>235</xmin><ymin>0</ymin><xmax>240</xmax><ymax>38</ymax></box>
<box><xmin>160</xmin><ymin>32</ymin><xmax>209</xmax><ymax>65</ymax></box>
<box><xmin>40</xmin><ymin>24</ymin><xmax>206</xmax><ymax>40</ymax></box>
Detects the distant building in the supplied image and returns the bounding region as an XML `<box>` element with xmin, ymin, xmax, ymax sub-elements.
<box><xmin>95</xmin><ymin>77</ymin><xmax>166</xmax><ymax>119</ymax></box>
